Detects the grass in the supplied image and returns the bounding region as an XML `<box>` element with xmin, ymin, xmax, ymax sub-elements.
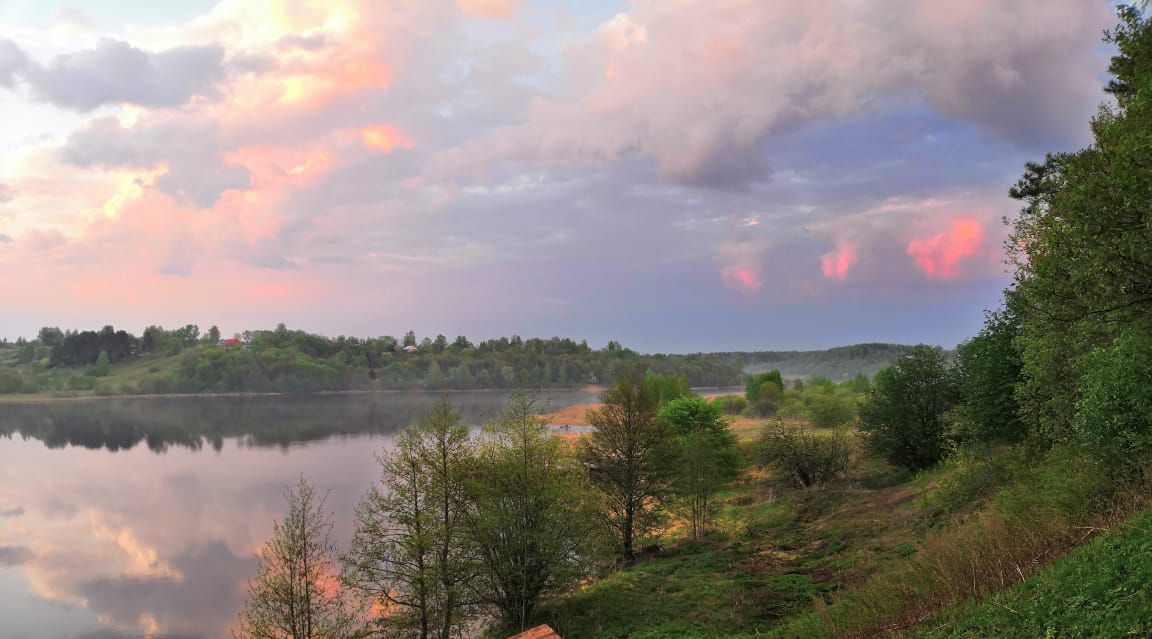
<box><xmin>773</xmin><ymin>448</ymin><xmax>1148</xmax><ymax>639</ymax></box>
<box><xmin>540</xmin><ymin>420</ymin><xmax>1152</xmax><ymax>639</ymax></box>
<box><xmin>914</xmin><ymin>508</ymin><xmax>1152</xmax><ymax>639</ymax></box>
<box><xmin>539</xmin><ymin>427</ymin><xmax>962</xmax><ymax>639</ymax></box>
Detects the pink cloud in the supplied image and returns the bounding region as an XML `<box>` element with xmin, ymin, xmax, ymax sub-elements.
<box><xmin>820</xmin><ymin>242</ymin><xmax>857</xmax><ymax>281</ymax></box>
<box><xmin>721</xmin><ymin>265</ymin><xmax>762</xmax><ymax>293</ymax></box>
<box><xmin>906</xmin><ymin>217</ymin><xmax>985</xmax><ymax>279</ymax></box>
<box><xmin>359</xmin><ymin>125</ymin><xmax>413</xmax><ymax>152</ymax></box>
<box><xmin>457</xmin><ymin>0</ymin><xmax>520</xmax><ymax>19</ymax></box>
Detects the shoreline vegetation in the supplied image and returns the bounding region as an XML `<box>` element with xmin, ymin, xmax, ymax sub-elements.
<box><xmin>0</xmin><ymin>324</ymin><xmax>915</xmax><ymax>400</ymax></box>
<box><xmin>0</xmin><ymin>385</ymin><xmax>612</xmax><ymax>405</ymax></box>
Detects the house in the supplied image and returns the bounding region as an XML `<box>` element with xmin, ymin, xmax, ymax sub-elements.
<box><xmin>403</xmin><ymin>345</ymin><xmax>418</xmax><ymax>353</ymax></box>
<box><xmin>223</xmin><ymin>338</ymin><xmax>241</xmax><ymax>348</ymax></box>
<box><xmin>506</xmin><ymin>625</ymin><xmax>561</xmax><ymax>639</ymax></box>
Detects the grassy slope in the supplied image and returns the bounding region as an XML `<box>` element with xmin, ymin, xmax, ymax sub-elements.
<box><xmin>0</xmin><ymin>350</ymin><xmax>184</xmax><ymax>398</ymax></box>
<box><xmin>543</xmin><ymin>426</ymin><xmax>1150</xmax><ymax>639</ymax></box>
<box><xmin>915</xmin><ymin>509</ymin><xmax>1152</xmax><ymax>639</ymax></box>
<box><xmin>541</xmin><ymin>431</ymin><xmax>969</xmax><ymax>639</ymax></box>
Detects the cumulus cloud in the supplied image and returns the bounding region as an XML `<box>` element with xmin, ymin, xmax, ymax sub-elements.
<box><xmin>0</xmin><ymin>182</ymin><xmax>14</xmax><ymax>203</ymax></box>
<box><xmin>3</xmin><ymin>38</ymin><xmax>228</xmax><ymax>110</ymax></box>
<box><xmin>0</xmin><ymin>39</ymin><xmax>26</xmax><ymax>87</ymax></box>
<box><xmin>457</xmin><ymin>0</ymin><xmax>520</xmax><ymax>19</ymax></box>
<box><xmin>439</xmin><ymin>0</ymin><xmax>1111</xmax><ymax>188</ymax></box>
<box><xmin>907</xmin><ymin>217</ymin><xmax>986</xmax><ymax>279</ymax></box>
<box><xmin>821</xmin><ymin>242</ymin><xmax>858</xmax><ymax>282</ymax></box>
<box><xmin>61</xmin><ymin>116</ymin><xmax>250</xmax><ymax>207</ymax></box>
<box><xmin>0</xmin><ymin>545</ymin><xmax>34</xmax><ymax>566</ymax></box>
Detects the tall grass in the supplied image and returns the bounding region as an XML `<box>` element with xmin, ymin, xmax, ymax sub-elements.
<box><xmin>774</xmin><ymin>447</ymin><xmax>1150</xmax><ymax>639</ymax></box>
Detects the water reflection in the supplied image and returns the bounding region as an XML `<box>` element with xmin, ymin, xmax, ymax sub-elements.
<box><xmin>0</xmin><ymin>391</ymin><xmax>595</xmax><ymax>639</ymax></box>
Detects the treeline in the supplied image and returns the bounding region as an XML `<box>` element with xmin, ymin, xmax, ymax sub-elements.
<box><xmin>786</xmin><ymin>10</ymin><xmax>1152</xmax><ymax>636</ymax></box>
<box><xmin>0</xmin><ymin>324</ymin><xmax>743</xmax><ymax>394</ymax></box>
<box><xmin>238</xmin><ymin>377</ymin><xmax>742</xmax><ymax>638</ymax></box>
<box><xmin>718</xmin><ymin>343</ymin><xmax>924</xmax><ymax>381</ymax></box>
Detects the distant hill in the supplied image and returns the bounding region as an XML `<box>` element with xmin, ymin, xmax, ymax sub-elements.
<box><xmin>712</xmin><ymin>343</ymin><xmax>934</xmax><ymax>381</ymax></box>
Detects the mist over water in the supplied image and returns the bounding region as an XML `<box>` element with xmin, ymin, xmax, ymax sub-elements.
<box><xmin>0</xmin><ymin>391</ymin><xmax>597</xmax><ymax>639</ymax></box>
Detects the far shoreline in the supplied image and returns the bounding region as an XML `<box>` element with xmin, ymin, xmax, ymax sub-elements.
<box><xmin>0</xmin><ymin>385</ymin><xmax>742</xmax><ymax>406</ymax></box>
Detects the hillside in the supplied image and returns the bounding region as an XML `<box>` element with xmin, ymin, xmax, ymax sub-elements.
<box><xmin>715</xmin><ymin>343</ymin><xmax>926</xmax><ymax>381</ymax></box>
<box><xmin>0</xmin><ymin>326</ymin><xmax>744</xmax><ymax>397</ymax></box>
<box><xmin>916</xmin><ymin>509</ymin><xmax>1152</xmax><ymax>639</ymax></box>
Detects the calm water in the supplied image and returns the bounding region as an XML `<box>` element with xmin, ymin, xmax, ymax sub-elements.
<box><xmin>0</xmin><ymin>391</ymin><xmax>597</xmax><ymax>639</ymax></box>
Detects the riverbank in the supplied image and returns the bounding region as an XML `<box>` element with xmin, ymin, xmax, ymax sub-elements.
<box><xmin>0</xmin><ymin>386</ymin><xmax>609</xmax><ymax>405</ymax></box>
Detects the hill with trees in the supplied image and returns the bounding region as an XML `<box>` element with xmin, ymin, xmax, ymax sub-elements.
<box><xmin>0</xmin><ymin>324</ymin><xmax>744</xmax><ymax>396</ymax></box>
<box><xmin>717</xmin><ymin>343</ymin><xmax>926</xmax><ymax>381</ymax></box>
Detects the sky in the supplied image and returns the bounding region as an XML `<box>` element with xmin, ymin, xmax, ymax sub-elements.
<box><xmin>0</xmin><ymin>0</ymin><xmax>1119</xmax><ymax>352</ymax></box>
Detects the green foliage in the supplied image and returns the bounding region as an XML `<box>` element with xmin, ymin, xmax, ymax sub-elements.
<box><xmin>1074</xmin><ymin>331</ymin><xmax>1152</xmax><ymax>472</ymax></box>
<box><xmin>1007</xmin><ymin>7</ymin><xmax>1152</xmax><ymax>446</ymax></box>
<box><xmin>756</xmin><ymin>421</ymin><xmax>852</xmax><ymax>488</ymax></box>
<box><xmin>92</xmin><ymin>350</ymin><xmax>111</xmax><ymax>377</ymax></box>
<box><xmin>0</xmin><ymin>368</ymin><xmax>25</xmax><ymax>394</ymax></box>
<box><xmin>859</xmin><ymin>346</ymin><xmax>959</xmax><ymax>471</ymax></box>
<box><xmin>469</xmin><ymin>393</ymin><xmax>605</xmax><ymax>633</ymax></box>
<box><xmin>643</xmin><ymin>373</ymin><xmax>691</xmax><ymax>407</ymax></box>
<box><xmin>342</xmin><ymin>398</ymin><xmax>477</xmax><ymax>639</ymax></box>
<box><xmin>804</xmin><ymin>393</ymin><xmax>855</xmax><ymax>428</ymax></box>
<box><xmin>725</xmin><ymin>343</ymin><xmax>923</xmax><ymax>381</ymax></box>
<box><xmin>745</xmin><ymin>370</ymin><xmax>783</xmax><ymax>405</ymax></box>
<box><xmin>424</xmin><ymin>359</ymin><xmax>445</xmax><ymax>389</ymax></box>
<box><xmin>709</xmin><ymin>394</ymin><xmax>748</xmax><ymax>415</ymax></box>
<box><xmin>659</xmin><ymin>396</ymin><xmax>741</xmax><ymax>540</ymax></box>
<box><xmin>3</xmin><ymin>324</ymin><xmax>744</xmax><ymax>395</ymax></box>
<box><xmin>582</xmin><ymin>377</ymin><xmax>676</xmax><ymax>564</ymax></box>
<box><xmin>659</xmin><ymin>396</ymin><xmax>726</xmax><ymax>438</ymax></box>
<box><xmin>952</xmin><ymin>306</ymin><xmax>1024</xmax><ymax>444</ymax></box>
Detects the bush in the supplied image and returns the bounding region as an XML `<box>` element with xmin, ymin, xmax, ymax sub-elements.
<box><xmin>859</xmin><ymin>346</ymin><xmax>959</xmax><ymax>471</ymax></box>
<box><xmin>709</xmin><ymin>395</ymin><xmax>747</xmax><ymax>415</ymax></box>
<box><xmin>805</xmin><ymin>393</ymin><xmax>856</xmax><ymax>428</ymax></box>
<box><xmin>1074</xmin><ymin>332</ymin><xmax>1152</xmax><ymax>472</ymax></box>
<box><xmin>0</xmin><ymin>369</ymin><xmax>24</xmax><ymax>394</ymax></box>
<box><xmin>757</xmin><ymin>420</ymin><xmax>852</xmax><ymax>488</ymax></box>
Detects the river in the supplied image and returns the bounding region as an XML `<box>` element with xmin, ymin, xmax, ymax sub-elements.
<box><xmin>0</xmin><ymin>390</ymin><xmax>598</xmax><ymax>639</ymax></box>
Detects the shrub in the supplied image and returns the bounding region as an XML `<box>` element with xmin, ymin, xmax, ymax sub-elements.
<box><xmin>0</xmin><ymin>369</ymin><xmax>24</xmax><ymax>394</ymax></box>
<box><xmin>805</xmin><ymin>393</ymin><xmax>856</xmax><ymax>428</ymax></box>
<box><xmin>757</xmin><ymin>420</ymin><xmax>852</xmax><ymax>488</ymax></box>
<box><xmin>709</xmin><ymin>395</ymin><xmax>747</xmax><ymax>415</ymax></box>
